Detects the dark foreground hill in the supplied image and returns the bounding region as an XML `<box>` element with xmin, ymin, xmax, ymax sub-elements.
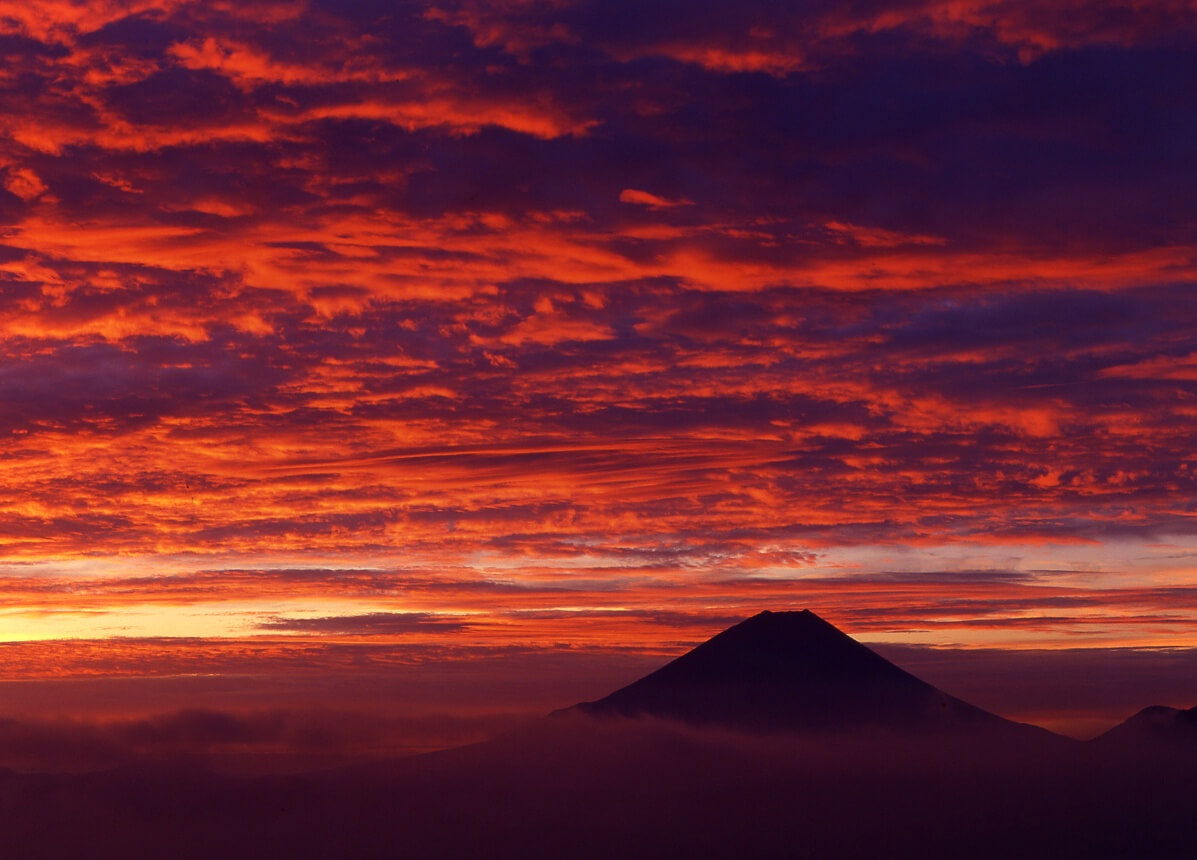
<box><xmin>0</xmin><ymin>610</ymin><xmax>1194</xmax><ymax>859</ymax></box>
<box><xmin>1092</xmin><ymin>703</ymin><xmax>1197</xmax><ymax>750</ymax></box>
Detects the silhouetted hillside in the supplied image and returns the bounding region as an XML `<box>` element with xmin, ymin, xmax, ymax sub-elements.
<box><xmin>1092</xmin><ymin>704</ymin><xmax>1197</xmax><ymax>751</ymax></box>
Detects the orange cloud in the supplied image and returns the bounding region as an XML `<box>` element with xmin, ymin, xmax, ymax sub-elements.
<box><xmin>0</xmin><ymin>0</ymin><xmax>1193</xmax><ymax>711</ymax></box>
<box><xmin>620</xmin><ymin>189</ymin><xmax>695</xmax><ymax>209</ymax></box>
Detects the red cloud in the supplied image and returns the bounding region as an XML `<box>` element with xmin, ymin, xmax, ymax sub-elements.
<box><xmin>0</xmin><ymin>0</ymin><xmax>1193</xmax><ymax>707</ymax></box>
<box><xmin>619</xmin><ymin>188</ymin><xmax>694</xmax><ymax>209</ymax></box>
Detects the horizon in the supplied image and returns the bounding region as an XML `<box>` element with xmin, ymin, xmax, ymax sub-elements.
<box><xmin>1</xmin><ymin>0</ymin><xmax>1195</xmax><ymax>773</ymax></box>
<box><xmin>0</xmin><ymin>606</ymin><xmax>1192</xmax><ymax>773</ymax></box>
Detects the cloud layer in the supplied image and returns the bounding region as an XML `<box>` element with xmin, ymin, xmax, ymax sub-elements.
<box><xmin>0</xmin><ymin>1</ymin><xmax>1194</xmax><ymax>703</ymax></box>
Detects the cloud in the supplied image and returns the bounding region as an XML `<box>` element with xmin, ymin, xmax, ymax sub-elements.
<box><xmin>619</xmin><ymin>188</ymin><xmax>694</xmax><ymax>209</ymax></box>
<box><xmin>0</xmin><ymin>0</ymin><xmax>1193</xmax><ymax>662</ymax></box>
<box><xmin>0</xmin><ymin>707</ymin><xmax>530</xmax><ymax>772</ymax></box>
<box><xmin>255</xmin><ymin>612</ymin><xmax>472</xmax><ymax>635</ymax></box>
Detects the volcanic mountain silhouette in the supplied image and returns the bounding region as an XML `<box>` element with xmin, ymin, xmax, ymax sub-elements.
<box><xmin>570</xmin><ymin>609</ymin><xmax>1062</xmax><ymax>743</ymax></box>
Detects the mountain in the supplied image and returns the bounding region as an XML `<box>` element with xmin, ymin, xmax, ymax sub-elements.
<box><xmin>568</xmin><ymin>609</ymin><xmax>1063</xmax><ymax>744</ymax></box>
<box><xmin>1092</xmin><ymin>704</ymin><xmax>1197</xmax><ymax>750</ymax></box>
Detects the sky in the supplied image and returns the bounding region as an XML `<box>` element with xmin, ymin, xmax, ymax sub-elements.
<box><xmin>0</xmin><ymin>0</ymin><xmax>1196</xmax><ymax>755</ymax></box>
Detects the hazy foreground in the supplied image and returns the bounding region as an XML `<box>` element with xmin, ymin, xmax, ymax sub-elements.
<box><xmin>1</xmin><ymin>611</ymin><xmax>1193</xmax><ymax>859</ymax></box>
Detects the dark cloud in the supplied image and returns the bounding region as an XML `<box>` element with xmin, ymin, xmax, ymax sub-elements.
<box><xmin>255</xmin><ymin>612</ymin><xmax>472</xmax><ymax>635</ymax></box>
<box><xmin>856</xmin><ymin>570</ymin><xmax>1038</xmax><ymax>585</ymax></box>
<box><xmin>503</xmin><ymin>609</ymin><xmax>750</xmax><ymax>629</ymax></box>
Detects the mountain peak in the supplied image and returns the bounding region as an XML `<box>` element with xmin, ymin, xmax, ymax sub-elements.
<box><xmin>569</xmin><ymin>609</ymin><xmax>1062</xmax><ymax>744</ymax></box>
<box><xmin>601</xmin><ymin>608</ymin><xmax>909</xmax><ymax>691</ymax></box>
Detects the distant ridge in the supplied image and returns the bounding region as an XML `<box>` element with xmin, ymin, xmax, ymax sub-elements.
<box><xmin>568</xmin><ymin>609</ymin><xmax>1064</xmax><ymax>743</ymax></box>
<box><xmin>1092</xmin><ymin>704</ymin><xmax>1197</xmax><ymax>750</ymax></box>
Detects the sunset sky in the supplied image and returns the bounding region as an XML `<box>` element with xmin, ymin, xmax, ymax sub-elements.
<box><xmin>1</xmin><ymin>0</ymin><xmax>1196</xmax><ymax>751</ymax></box>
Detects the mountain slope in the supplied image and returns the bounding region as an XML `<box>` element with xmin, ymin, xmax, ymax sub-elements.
<box><xmin>569</xmin><ymin>609</ymin><xmax>1063</xmax><ymax>744</ymax></box>
<box><xmin>1091</xmin><ymin>704</ymin><xmax>1197</xmax><ymax>751</ymax></box>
